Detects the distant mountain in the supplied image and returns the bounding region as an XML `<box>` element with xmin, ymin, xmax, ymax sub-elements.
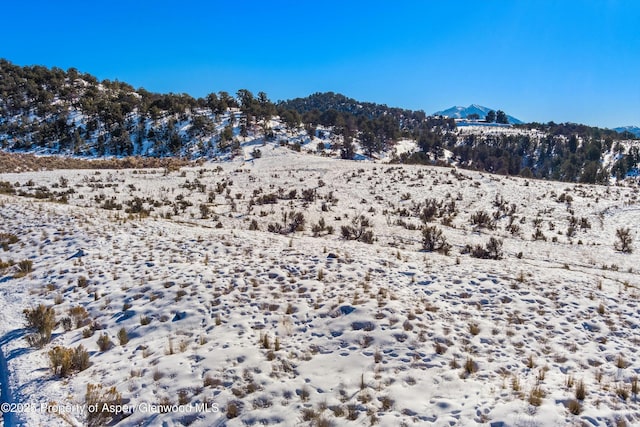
<box><xmin>613</xmin><ymin>126</ymin><xmax>640</xmax><ymax>138</ymax></box>
<box><xmin>434</xmin><ymin>104</ymin><xmax>523</xmax><ymax>124</ymax></box>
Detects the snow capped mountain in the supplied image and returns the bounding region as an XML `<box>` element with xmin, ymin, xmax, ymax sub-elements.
<box><xmin>435</xmin><ymin>104</ymin><xmax>523</xmax><ymax>124</ymax></box>
<box><xmin>435</xmin><ymin>104</ymin><xmax>490</xmax><ymax>119</ymax></box>
<box><xmin>613</xmin><ymin>126</ymin><xmax>640</xmax><ymax>137</ymax></box>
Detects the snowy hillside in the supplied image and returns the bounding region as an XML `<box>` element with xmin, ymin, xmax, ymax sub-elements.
<box><xmin>1</xmin><ymin>143</ymin><xmax>640</xmax><ymax>426</ymax></box>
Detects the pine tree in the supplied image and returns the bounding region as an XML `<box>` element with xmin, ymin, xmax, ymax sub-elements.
<box><xmin>496</xmin><ymin>110</ymin><xmax>508</xmax><ymax>124</ymax></box>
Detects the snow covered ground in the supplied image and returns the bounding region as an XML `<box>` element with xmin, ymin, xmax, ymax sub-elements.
<box><xmin>455</xmin><ymin>124</ymin><xmax>547</xmax><ymax>139</ymax></box>
<box><xmin>1</xmin><ymin>144</ymin><xmax>639</xmax><ymax>426</ymax></box>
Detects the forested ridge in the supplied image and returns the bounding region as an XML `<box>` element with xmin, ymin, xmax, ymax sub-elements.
<box><xmin>0</xmin><ymin>59</ymin><xmax>638</xmax><ymax>182</ymax></box>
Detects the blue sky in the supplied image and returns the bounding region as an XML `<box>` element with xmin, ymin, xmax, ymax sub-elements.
<box><xmin>3</xmin><ymin>0</ymin><xmax>639</xmax><ymax>128</ymax></box>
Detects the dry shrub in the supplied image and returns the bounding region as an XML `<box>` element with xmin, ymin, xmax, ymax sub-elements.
<box><xmin>567</xmin><ymin>398</ymin><xmax>581</xmax><ymax>415</ymax></box>
<box><xmin>24</xmin><ymin>304</ymin><xmax>55</xmax><ymax>347</ymax></box>
<box><xmin>0</xmin><ymin>151</ymin><xmax>192</xmax><ymax>174</ymax></box>
<box><xmin>85</xmin><ymin>383</ymin><xmax>122</xmax><ymax>427</ymax></box>
<box><xmin>48</xmin><ymin>345</ymin><xmax>90</xmax><ymax>377</ymax></box>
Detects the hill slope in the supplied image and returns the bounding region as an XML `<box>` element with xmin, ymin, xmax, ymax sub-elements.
<box><xmin>1</xmin><ymin>147</ymin><xmax>639</xmax><ymax>426</ymax></box>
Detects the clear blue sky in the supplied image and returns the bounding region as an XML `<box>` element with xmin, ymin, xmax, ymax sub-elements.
<box><xmin>3</xmin><ymin>0</ymin><xmax>639</xmax><ymax>128</ymax></box>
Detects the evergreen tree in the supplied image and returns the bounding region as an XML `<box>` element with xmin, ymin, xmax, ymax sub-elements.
<box><xmin>205</xmin><ymin>93</ymin><xmax>220</xmax><ymax>112</ymax></box>
<box><xmin>360</xmin><ymin>130</ymin><xmax>377</xmax><ymax>156</ymax></box>
<box><xmin>495</xmin><ymin>110</ymin><xmax>508</xmax><ymax>124</ymax></box>
<box><xmin>568</xmin><ymin>135</ymin><xmax>578</xmax><ymax>153</ymax></box>
<box><xmin>257</xmin><ymin>91</ymin><xmax>275</xmax><ymax>122</ymax></box>
<box><xmin>340</xmin><ymin>135</ymin><xmax>355</xmax><ymax>159</ymax></box>
<box><xmin>280</xmin><ymin>109</ymin><xmax>301</xmax><ymax>131</ymax></box>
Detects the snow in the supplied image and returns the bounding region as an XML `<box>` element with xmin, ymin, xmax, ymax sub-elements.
<box><xmin>1</xmin><ymin>145</ymin><xmax>639</xmax><ymax>426</ymax></box>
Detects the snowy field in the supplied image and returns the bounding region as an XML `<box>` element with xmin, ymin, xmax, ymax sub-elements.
<box><xmin>1</xmin><ymin>144</ymin><xmax>639</xmax><ymax>426</ymax></box>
